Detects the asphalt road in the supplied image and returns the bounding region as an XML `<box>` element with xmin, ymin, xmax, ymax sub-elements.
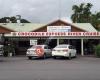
<box><xmin>0</xmin><ymin>56</ymin><xmax>100</xmax><ymax>80</ymax></box>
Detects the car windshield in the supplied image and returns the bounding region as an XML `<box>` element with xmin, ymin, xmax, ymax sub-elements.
<box><xmin>55</xmin><ymin>45</ymin><xmax>68</xmax><ymax>48</ymax></box>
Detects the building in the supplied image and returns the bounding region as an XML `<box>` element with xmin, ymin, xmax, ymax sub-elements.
<box><xmin>0</xmin><ymin>19</ymin><xmax>99</xmax><ymax>56</ymax></box>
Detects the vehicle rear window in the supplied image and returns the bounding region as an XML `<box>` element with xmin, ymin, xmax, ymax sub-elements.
<box><xmin>56</xmin><ymin>45</ymin><xmax>68</xmax><ymax>48</ymax></box>
<box><xmin>32</xmin><ymin>45</ymin><xmax>43</xmax><ymax>48</ymax></box>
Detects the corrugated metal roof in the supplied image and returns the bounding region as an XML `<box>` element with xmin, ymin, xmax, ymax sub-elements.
<box><xmin>0</xmin><ymin>21</ymin><xmax>97</xmax><ymax>32</ymax></box>
<box><xmin>0</xmin><ymin>23</ymin><xmax>45</xmax><ymax>32</ymax></box>
<box><xmin>72</xmin><ymin>23</ymin><xmax>97</xmax><ymax>32</ymax></box>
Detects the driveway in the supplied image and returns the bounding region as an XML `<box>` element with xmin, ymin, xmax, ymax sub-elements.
<box><xmin>0</xmin><ymin>56</ymin><xmax>100</xmax><ymax>80</ymax></box>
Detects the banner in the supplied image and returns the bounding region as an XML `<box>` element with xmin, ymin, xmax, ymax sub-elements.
<box><xmin>11</xmin><ymin>32</ymin><xmax>100</xmax><ymax>37</ymax></box>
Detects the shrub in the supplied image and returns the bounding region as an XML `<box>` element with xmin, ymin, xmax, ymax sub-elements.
<box><xmin>95</xmin><ymin>44</ymin><xmax>100</xmax><ymax>57</ymax></box>
<box><xmin>3</xmin><ymin>44</ymin><xmax>14</xmax><ymax>57</ymax></box>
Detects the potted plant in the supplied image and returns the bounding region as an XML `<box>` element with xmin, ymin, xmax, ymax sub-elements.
<box><xmin>95</xmin><ymin>44</ymin><xmax>100</xmax><ymax>58</ymax></box>
<box><xmin>3</xmin><ymin>44</ymin><xmax>14</xmax><ymax>57</ymax></box>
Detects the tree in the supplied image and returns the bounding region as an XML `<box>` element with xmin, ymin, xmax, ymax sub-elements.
<box><xmin>71</xmin><ymin>3</ymin><xmax>85</xmax><ymax>23</ymax></box>
<box><xmin>71</xmin><ymin>3</ymin><xmax>93</xmax><ymax>23</ymax></box>
<box><xmin>20</xmin><ymin>19</ymin><xmax>30</xmax><ymax>23</ymax></box>
<box><xmin>83</xmin><ymin>3</ymin><xmax>93</xmax><ymax>22</ymax></box>
<box><xmin>0</xmin><ymin>16</ymin><xmax>30</xmax><ymax>23</ymax></box>
<box><xmin>71</xmin><ymin>3</ymin><xmax>100</xmax><ymax>30</ymax></box>
<box><xmin>71</xmin><ymin>5</ymin><xmax>79</xmax><ymax>22</ymax></box>
<box><xmin>91</xmin><ymin>12</ymin><xmax>100</xmax><ymax>30</ymax></box>
<box><xmin>10</xmin><ymin>17</ymin><xmax>16</xmax><ymax>23</ymax></box>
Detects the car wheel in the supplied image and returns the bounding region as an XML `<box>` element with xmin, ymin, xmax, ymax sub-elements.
<box><xmin>28</xmin><ymin>56</ymin><xmax>32</xmax><ymax>60</ymax></box>
<box><xmin>43</xmin><ymin>53</ymin><xmax>46</xmax><ymax>59</ymax></box>
<box><xmin>68</xmin><ymin>53</ymin><xmax>71</xmax><ymax>60</ymax></box>
<box><xmin>74</xmin><ymin>54</ymin><xmax>77</xmax><ymax>58</ymax></box>
<box><xmin>53</xmin><ymin>56</ymin><xmax>56</xmax><ymax>59</ymax></box>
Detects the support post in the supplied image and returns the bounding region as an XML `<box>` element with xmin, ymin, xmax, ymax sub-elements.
<box><xmin>81</xmin><ymin>38</ymin><xmax>84</xmax><ymax>56</ymax></box>
<box><xmin>57</xmin><ymin>39</ymin><xmax>59</xmax><ymax>45</ymax></box>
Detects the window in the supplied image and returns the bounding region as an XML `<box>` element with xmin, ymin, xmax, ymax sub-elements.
<box><xmin>56</xmin><ymin>45</ymin><xmax>68</xmax><ymax>48</ymax></box>
<box><xmin>69</xmin><ymin>46</ymin><xmax>75</xmax><ymax>49</ymax></box>
<box><xmin>69</xmin><ymin>46</ymin><xmax>73</xmax><ymax>49</ymax></box>
<box><xmin>44</xmin><ymin>46</ymin><xmax>48</xmax><ymax>49</ymax></box>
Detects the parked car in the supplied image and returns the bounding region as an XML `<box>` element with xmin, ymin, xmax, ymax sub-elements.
<box><xmin>52</xmin><ymin>44</ymin><xmax>77</xmax><ymax>59</ymax></box>
<box><xmin>26</xmin><ymin>45</ymin><xmax>52</xmax><ymax>59</ymax></box>
<box><xmin>0</xmin><ymin>45</ymin><xmax>4</xmax><ymax>56</ymax></box>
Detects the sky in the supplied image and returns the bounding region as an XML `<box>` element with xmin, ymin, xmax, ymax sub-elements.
<box><xmin>0</xmin><ymin>0</ymin><xmax>100</xmax><ymax>23</ymax></box>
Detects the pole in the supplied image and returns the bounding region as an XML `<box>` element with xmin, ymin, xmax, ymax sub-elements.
<box><xmin>57</xmin><ymin>39</ymin><xmax>59</xmax><ymax>45</ymax></box>
<box><xmin>81</xmin><ymin>39</ymin><xmax>84</xmax><ymax>56</ymax></box>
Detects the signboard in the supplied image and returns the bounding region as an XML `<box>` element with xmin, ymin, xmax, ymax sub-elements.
<box><xmin>30</xmin><ymin>40</ymin><xmax>37</xmax><ymax>45</ymax></box>
<box><xmin>11</xmin><ymin>32</ymin><xmax>100</xmax><ymax>37</ymax></box>
<box><xmin>47</xmin><ymin>26</ymin><xmax>71</xmax><ymax>32</ymax></box>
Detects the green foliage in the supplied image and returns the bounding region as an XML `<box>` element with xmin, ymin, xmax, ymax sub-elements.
<box><xmin>91</xmin><ymin>12</ymin><xmax>100</xmax><ymax>29</ymax></box>
<box><xmin>95</xmin><ymin>44</ymin><xmax>100</xmax><ymax>57</ymax></box>
<box><xmin>71</xmin><ymin>3</ymin><xmax>93</xmax><ymax>23</ymax></box>
<box><xmin>3</xmin><ymin>44</ymin><xmax>15</xmax><ymax>57</ymax></box>
<box><xmin>71</xmin><ymin>3</ymin><xmax>100</xmax><ymax>30</ymax></box>
<box><xmin>21</xmin><ymin>19</ymin><xmax>30</xmax><ymax>23</ymax></box>
<box><xmin>0</xmin><ymin>16</ymin><xmax>30</xmax><ymax>23</ymax></box>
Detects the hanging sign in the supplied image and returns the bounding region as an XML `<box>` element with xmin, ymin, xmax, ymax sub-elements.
<box><xmin>30</xmin><ymin>40</ymin><xmax>37</xmax><ymax>45</ymax></box>
<box><xmin>47</xmin><ymin>26</ymin><xmax>71</xmax><ymax>32</ymax></box>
